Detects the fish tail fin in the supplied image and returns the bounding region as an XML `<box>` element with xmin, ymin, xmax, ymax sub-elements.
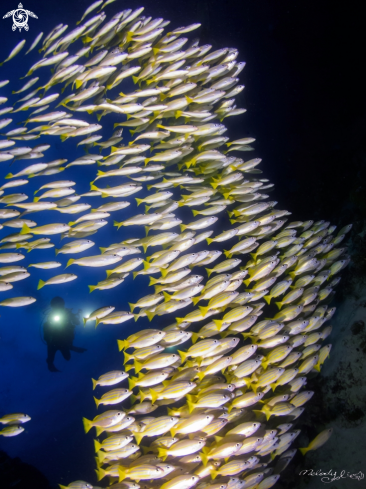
<box><xmin>92</xmin><ymin>378</ymin><xmax>98</xmax><ymax>390</ymax></box>
<box><xmin>141</xmin><ymin>445</ymin><xmax>150</xmax><ymax>455</ymax></box>
<box><xmin>113</xmin><ymin>220</ymin><xmax>122</xmax><ymax>229</ymax></box>
<box><xmin>163</xmin><ymin>291</ymin><xmax>172</xmax><ymax>302</ymax></box>
<box><xmin>205</xmin><ymin>268</ymin><xmax>213</xmax><ymax>277</ymax></box>
<box><xmin>224</xmin><ymin>250</ymin><xmax>232</xmax><ymax>258</ymax></box>
<box><xmin>275</xmin><ymin>302</ymin><xmax>283</xmax><ymax>310</ymax></box>
<box><xmin>314</xmin><ymin>363</ymin><xmax>321</xmax><ymax>372</ymax></box>
<box><xmin>134</xmin><ymin>360</ymin><xmax>143</xmax><ymax>373</ymax></box>
<box><xmin>191</xmin><ymin>333</ymin><xmax>199</xmax><ymax>344</ymax></box>
<box><xmin>160</xmin><ymin>268</ymin><xmax>169</xmax><ymax>278</ymax></box>
<box><xmin>192</xmin><ymin>296</ymin><xmax>201</xmax><ymax>306</ymax></box>
<box><xmin>95</xmin><ymin>467</ymin><xmax>106</xmax><ymax>481</ymax></box>
<box><xmin>262</xmin><ymin>404</ymin><xmax>272</xmax><ymax>421</ymax></box>
<box><xmin>157</xmin><ymin>447</ymin><xmax>168</xmax><ymax>461</ymax></box>
<box><xmin>185</xmin><ymin>96</ymin><xmax>193</xmax><ymax>103</ymax></box>
<box><xmin>192</xmin><ymin>210</ymin><xmax>199</xmax><ymax>217</ymax></box>
<box><xmin>66</xmin><ymin>258</ymin><xmax>75</xmax><ymax>268</ymax></box>
<box><xmin>206</xmin><ymin>238</ymin><xmax>213</xmax><ymax>245</ymax></box>
<box><xmin>213</xmin><ymin>319</ymin><xmax>223</xmax><ymax>330</ymax></box>
<box><xmin>243</xmin><ymin>278</ymin><xmax>251</xmax><ymax>287</ymax></box>
<box><xmin>118</xmin><ymin>467</ymin><xmax>127</xmax><ymax>482</ymax></box>
<box><xmin>37</xmin><ymin>279</ymin><xmax>45</xmax><ymax>290</ymax></box>
<box><xmin>149</xmin><ymin>388</ymin><xmax>159</xmax><ymax>404</ymax></box>
<box><xmin>178</xmin><ymin>350</ymin><xmax>187</xmax><ymax>364</ymax></box>
<box><xmin>132</xmin><ymin>272</ymin><xmax>139</xmax><ymax>280</ymax></box>
<box><xmin>129</xmin><ymin>303</ymin><xmax>135</xmax><ymax>312</ymax></box>
<box><xmin>82</xmin><ymin>417</ymin><xmax>93</xmax><ymax>434</ymax></box>
<box><xmin>20</xmin><ymin>224</ymin><xmax>32</xmax><ymax>235</ymax></box>
<box><xmin>197</xmin><ymin>371</ymin><xmax>205</xmax><ymax>382</ymax></box>
<box><xmin>146</xmin><ymin>311</ymin><xmax>155</xmax><ymax>322</ymax></box>
<box><xmin>227</xmin><ymin>404</ymin><xmax>234</xmax><ymax>413</ymax></box>
<box><xmin>175</xmin><ymin>317</ymin><xmax>184</xmax><ymax>325</ymax></box>
<box><xmin>289</xmin><ymin>272</ymin><xmax>296</xmax><ymax>280</ymax></box>
<box><xmin>128</xmin><ymin>377</ymin><xmax>136</xmax><ymax>390</ymax></box>
<box><xmin>135</xmin><ymin>198</ymin><xmax>143</xmax><ymax>206</ymax></box>
<box><xmin>261</xmin><ymin>360</ymin><xmax>269</xmax><ymax>370</ymax></box>
<box><xmin>117</xmin><ymin>339</ymin><xmax>127</xmax><ymax>351</ymax></box>
<box><xmin>88</xmin><ymin>285</ymin><xmax>96</xmax><ymax>293</ymax></box>
<box><xmin>123</xmin><ymin>351</ymin><xmax>133</xmax><ymax>365</ymax></box>
<box><xmin>93</xmin><ymin>396</ymin><xmax>100</xmax><ymax>409</ymax></box>
<box><xmin>133</xmin><ymin>431</ymin><xmax>144</xmax><ymax>445</ymax></box>
<box><xmin>94</xmin><ymin>439</ymin><xmax>102</xmax><ymax>453</ymax></box>
<box><xmin>187</xmin><ymin>400</ymin><xmax>196</xmax><ymax>414</ymax></box>
<box><xmin>149</xmin><ymin>276</ymin><xmax>158</xmax><ymax>286</ymax></box>
<box><xmin>264</xmin><ymin>295</ymin><xmax>272</xmax><ymax>305</ymax></box>
<box><xmin>211</xmin><ymin>471</ymin><xmax>219</xmax><ymax>480</ymax></box>
<box><xmin>139</xmin><ymin>389</ymin><xmax>147</xmax><ymax>402</ymax></box>
<box><xmin>299</xmin><ymin>447</ymin><xmax>309</xmax><ymax>456</ymax></box>
<box><xmin>200</xmin><ymin>452</ymin><xmax>208</xmax><ymax>466</ymax></box>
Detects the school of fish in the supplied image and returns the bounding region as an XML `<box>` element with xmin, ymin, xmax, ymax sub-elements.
<box><xmin>0</xmin><ymin>1</ymin><xmax>352</xmax><ymax>488</ymax></box>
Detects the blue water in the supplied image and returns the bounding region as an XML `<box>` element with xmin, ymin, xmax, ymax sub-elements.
<box><xmin>0</xmin><ymin>0</ymin><xmax>362</xmax><ymax>487</ymax></box>
<box><xmin>0</xmin><ymin>2</ymin><xmax>247</xmax><ymax>484</ymax></box>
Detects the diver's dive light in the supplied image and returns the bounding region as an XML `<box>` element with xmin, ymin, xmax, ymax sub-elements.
<box><xmin>50</xmin><ymin>312</ymin><xmax>65</xmax><ymax>326</ymax></box>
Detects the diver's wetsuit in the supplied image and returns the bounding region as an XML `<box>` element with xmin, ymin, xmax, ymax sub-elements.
<box><xmin>43</xmin><ymin>308</ymin><xmax>86</xmax><ymax>372</ymax></box>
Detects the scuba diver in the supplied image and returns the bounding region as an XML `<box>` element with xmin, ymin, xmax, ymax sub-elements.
<box><xmin>43</xmin><ymin>296</ymin><xmax>87</xmax><ymax>372</ymax></box>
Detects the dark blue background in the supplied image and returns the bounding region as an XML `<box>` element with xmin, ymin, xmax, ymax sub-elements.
<box><xmin>0</xmin><ymin>0</ymin><xmax>364</xmax><ymax>487</ymax></box>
